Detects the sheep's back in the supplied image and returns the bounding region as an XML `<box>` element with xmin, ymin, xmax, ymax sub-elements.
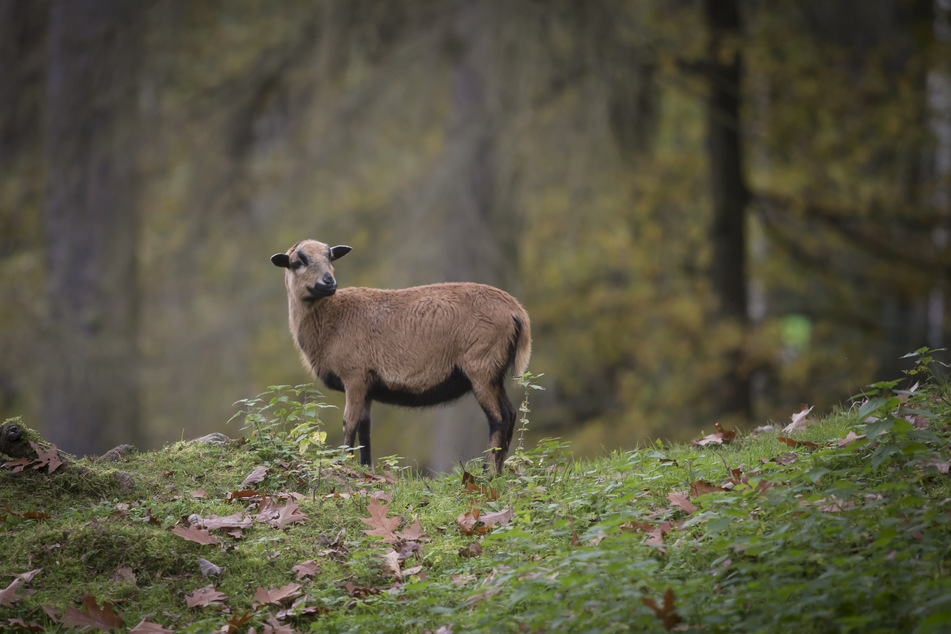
<box><xmin>329</xmin><ymin>283</ymin><xmax>522</xmax><ymax>388</ymax></box>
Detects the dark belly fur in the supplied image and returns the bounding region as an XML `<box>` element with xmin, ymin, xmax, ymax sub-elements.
<box><xmin>321</xmin><ymin>367</ymin><xmax>473</xmax><ymax>408</ymax></box>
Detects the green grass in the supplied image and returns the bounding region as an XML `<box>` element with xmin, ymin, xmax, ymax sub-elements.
<box><xmin>2</xmin><ymin>352</ymin><xmax>951</xmax><ymax>633</ymax></box>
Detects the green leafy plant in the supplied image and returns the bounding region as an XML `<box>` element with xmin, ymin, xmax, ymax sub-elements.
<box><xmin>512</xmin><ymin>371</ymin><xmax>545</xmax><ymax>464</ymax></box>
<box><xmin>229</xmin><ymin>384</ymin><xmax>338</xmax><ymax>463</ymax></box>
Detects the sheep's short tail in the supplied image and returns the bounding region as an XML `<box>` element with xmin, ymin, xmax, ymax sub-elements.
<box><xmin>511</xmin><ymin>314</ymin><xmax>532</xmax><ymax>378</ymax></box>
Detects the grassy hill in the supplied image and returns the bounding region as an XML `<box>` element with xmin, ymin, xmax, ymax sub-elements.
<box><xmin>2</xmin><ymin>350</ymin><xmax>950</xmax><ymax>633</ymax></box>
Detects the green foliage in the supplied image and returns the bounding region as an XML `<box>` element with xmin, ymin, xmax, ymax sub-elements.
<box><xmin>229</xmin><ymin>384</ymin><xmax>343</xmax><ymax>465</ymax></box>
<box><xmin>3</xmin><ymin>359</ymin><xmax>951</xmax><ymax>632</ymax></box>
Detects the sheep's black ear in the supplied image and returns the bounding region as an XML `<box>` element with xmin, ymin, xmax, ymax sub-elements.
<box><xmin>330</xmin><ymin>245</ymin><xmax>352</xmax><ymax>261</ymax></box>
<box><xmin>271</xmin><ymin>253</ymin><xmax>290</xmax><ymax>268</ymax></box>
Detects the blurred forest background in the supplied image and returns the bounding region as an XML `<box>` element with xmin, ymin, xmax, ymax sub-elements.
<box><xmin>1</xmin><ymin>0</ymin><xmax>949</xmax><ymax>472</ymax></box>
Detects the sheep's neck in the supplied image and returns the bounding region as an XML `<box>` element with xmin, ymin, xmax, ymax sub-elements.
<box><xmin>290</xmin><ymin>298</ymin><xmax>329</xmax><ymax>369</ymax></box>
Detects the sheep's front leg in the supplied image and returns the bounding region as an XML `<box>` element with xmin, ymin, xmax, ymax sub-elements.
<box><xmin>342</xmin><ymin>386</ymin><xmax>372</xmax><ymax>466</ymax></box>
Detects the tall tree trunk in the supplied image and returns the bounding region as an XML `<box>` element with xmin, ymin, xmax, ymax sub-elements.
<box><xmin>42</xmin><ymin>0</ymin><xmax>143</xmax><ymax>455</ymax></box>
<box><xmin>704</xmin><ymin>0</ymin><xmax>751</xmax><ymax>422</ymax></box>
<box><xmin>430</xmin><ymin>0</ymin><xmax>510</xmax><ymax>473</ymax></box>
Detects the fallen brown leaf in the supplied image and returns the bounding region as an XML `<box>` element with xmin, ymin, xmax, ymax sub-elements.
<box><xmin>462</xmin><ymin>469</ymin><xmax>499</xmax><ymax>501</ymax></box>
<box><xmin>343</xmin><ymin>582</ymin><xmax>380</xmax><ymax>600</ymax></box>
<box><xmin>456</xmin><ymin>508</ymin><xmax>483</xmax><ymax>536</ymax></box>
<box><xmin>109</xmin><ymin>566</ymin><xmax>136</xmax><ymax>584</ymax></box>
<box><xmin>783</xmin><ymin>404</ymin><xmax>815</xmax><ymax>434</ymax></box>
<box><xmin>185</xmin><ymin>585</ymin><xmax>227</xmax><ymax>608</ymax></box>
<box><xmin>172</xmin><ymin>525</ymin><xmax>218</xmax><ymax>546</ymax></box>
<box><xmin>689</xmin><ymin>480</ymin><xmax>724</xmax><ymax>497</ymax></box>
<box><xmin>254</xmin><ymin>583</ymin><xmax>301</xmax><ymax>606</ymax></box>
<box><xmin>199</xmin><ymin>513</ymin><xmax>254</xmax><ymax>531</ymax></box>
<box><xmin>129</xmin><ymin>618</ymin><xmax>175</xmax><ymax>633</ymax></box>
<box><xmin>778</xmin><ymin>436</ymin><xmax>819</xmax><ymax>450</ymax></box>
<box><xmin>292</xmin><ymin>560</ymin><xmax>319</xmax><ymax>580</ymax></box>
<box><xmin>642</xmin><ymin>587</ymin><xmax>680</xmax><ymax>630</ymax></box>
<box><xmin>58</xmin><ymin>594</ymin><xmax>124</xmax><ymax>631</ymax></box>
<box><xmin>0</xmin><ymin>579</ymin><xmax>27</xmax><ymax>607</ymax></box>
<box><xmin>240</xmin><ymin>465</ymin><xmax>268</xmax><ymax>488</ymax></box>
<box><xmin>381</xmin><ymin>551</ymin><xmax>403</xmax><ymax>582</ymax></box>
<box><xmin>2</xmin><ymin>617</ymin><xmax>43</xmax><ymax>631</ymax></box>
<box><xmin>395</xmin><ymin>516</ymin><xmax>430</xmax><ymax>542</ymax></box>
<box><xmin>458</xmin><ymin>542</ymin><xmax>483</xmax><ymax>558</ymax></box>
<box><xmin>270</xmin><ymin>498</ymin><xmax>308</xmax><ymax>529</ymax></box>
<box><xmin>479</xmin><ymin>508</ymin><xmax>513</xmax><ymax>529</ymax></box>
<box><xmin>198</xmin><ymin>558</ymin><xmax>223</xmax><ymax>578</ymax></box>
<box><xmin>226</xmin><ymin>489</ymin><xmax>260</xmax><ymax>501</ymax></box>
<box><xmin>837</xmin><ymin>431</ymin><xmax>868</xmax><ymax>448</ymax></box>
<box><xmin>29</xmin><ymin>441</ymin><xmax>63</xmax><ymax>474</ymax></box>
<box><xmin>666</xmin><ymin>492</ymin><xmax>698</xmax><ymax>514</ymax></box>
<box><xmin>360</xmin><ymin>498</ymin><xmax>402</xmax><ymax>543</ymax></box>
<box><xmin>692</xmin><ymin>422</ymin><xmax>737</xmax><ymax>447</ymax></box>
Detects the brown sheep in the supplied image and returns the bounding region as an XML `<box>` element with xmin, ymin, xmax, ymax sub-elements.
<box><xmin>271</xmin><ymin>239</ymin><xmax>531</xmax><ymax>474</ymax></box>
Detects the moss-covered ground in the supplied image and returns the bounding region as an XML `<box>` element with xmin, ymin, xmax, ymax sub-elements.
<box><xmin>2</xmin><ymin>354</ymin><xmax>951</xmax><ymax>632</ymax></box>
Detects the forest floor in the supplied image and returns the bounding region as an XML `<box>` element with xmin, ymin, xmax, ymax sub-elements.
<box><xmin>2</xmin><ymin>351</ymin><xmax>950</xmax><ymax>633</ymax></box>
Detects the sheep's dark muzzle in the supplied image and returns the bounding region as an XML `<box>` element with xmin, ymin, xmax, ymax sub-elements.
<box><xmin>305</xmin><ymin>282</ymin><xmax>337</xmax><ymax>300</ymax></box>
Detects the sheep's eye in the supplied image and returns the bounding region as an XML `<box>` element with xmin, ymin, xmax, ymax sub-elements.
<box><xmin>290</xmin><ymin>254</ymin><xmax>309</xmax><ymax>270</ymax></box>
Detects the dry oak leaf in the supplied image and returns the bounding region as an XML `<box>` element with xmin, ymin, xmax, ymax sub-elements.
<box><xmin>226</xmin><ymin>489</ymin><xmax>260</xmax><ymax>501</ymax></box>
<box><xmin>783</xmin><ymin>404</ymin><xmax>815</xmax><ymax>434</ymax></box>
<box><xmin>2</xmin><ymin>501</ymin><xmax>51</xmax><ymax>520</ymax></box>
<box><xmin>778</xmin><ymin>436</ymin><xmax>819</xmax><ymax>450</ymax></box>
<box><xmin>343</xmin><ymin>582</ymin><xmax>380</xmax><ymax>600</ymax></box>
<box><xmin>458</xmin><ymin>541</ymin><xmax>483</xmax><ymax>558</ymax></box>
<box><xmin>395</xmin><ymin>516</ymin><xmax>430</xmax><ymax>542</ymax></box>
<box><xmin>129</xmin><ymin>618</ymin><xmax>175</xmax><ymax>633</ymax></box>
<box><xmin>198</xmin><ymin>557</ymin><xmax>223</xmax><ymax>578</ymax></box>
<box><xmin>0</xmin><ymin>579</ymin><xmax>27</xmax><ymax>608</ymax></box>
<box><xmin>666</xmin><ymin>492</ymin><xmax>698</xmax><ymax>514</ymax></box>
<box><xmin>185</xmin><ymin>585</ymin><xmax>227</xmax><ymax>608</ymax></box>
<box><xmin>359</xmin><ymin>498</ymin><xmax>402</xmax><ymax>543</ymax></box>
<box><xmin>59</xmin><ymin>594</ymin><xmax>124</xmax><ymax>631</ymax></box>
<box><xmin>276</xmin><ymin>498</ymin><xmax>309</xmax><ymax>527</ymax></box>
<box><xmin>110</xmin><ymin>566</ymin><xmax>136</xmax><ymax>584</ymax></box>
<box><xmin>763</xmin><ymin>452</ymin><xmax>798</xmax><ymax>466</ymax></box>
<box><xmin>479</xmin><ymin>508</ymin><xmax>514</xmax><ymax>529</ymax></box>
<box><xmin>199</xmin><ymin>513</ymin><xmax>254</xmax><ymax>531</ymax></box>
<box><xmin>172</xmin><ymin>525</ymin><xmax>218</xmax><ymax>546</ymax></box>
<box><xmin>253</xmin><ymin>583</ymin><xmax>302</xmax><ymax>606</ymax></box>
<box><xmin>0</xmin><ymin>568</ymin><xmax>41</xmax><ymax>607</ymax></box>
<box><xmin>692</xmin><ymin>423</ymin><xmax>737</xmax><ymax>447</ymax></box>
<box><xmin>837</xmin><ymin>431</ymin><xmax>868</xmax><ymax>448</ymax></box>
<box><xmin>276</xmin><ymin>596</ymin><xmax>329</xmax><ymax>620</ymax></box>
<box><xmin>689</xmin><ymin>480</ymin><xmax>724</xmax><ymax>497</ymax></box>
<box><xmin>2</xmin><ymin>457</ymin><xmax>32</xmax><ymax>472</ymax></box>
<box><xmin>381</xmin><ymin>550</ymin><xmax>403</xmax><ymax>582</ymax></box>
<box><xmin>30</xmin><ymin>441</ymin><xmax>64</xmax><ymax>474</ymax></box>
<box><xmin>240</xmin><ymin>465</ymin><xmax>268</xmax><ymax>488</ymax></box>
<box><xmin>292</xmin><ymin>560</ymin><xmax>320</xmax><ymax>580</ymax></box>
<box><xmin>254</xmin><ymin>496</ymin><xmax>307</xmax><ymax>528</ymax></box>
<box><xmin>3</xmin><ymin>617</ymin><xmax>43</xmax><ymax>631</ymax></box>
<box><xmin>462</xmin><ymin>469</ymin><xmax>499</xmax><ymax>501</ymax></box>
<box><xmin>641</xmin><ymin>587</ymin><xmax>681</xmax><ymax>631</ymax></box>
<box><xmin>222</xmin><ymin>609</ymin><xmax>254</xmax><ymax>632</ymax></box>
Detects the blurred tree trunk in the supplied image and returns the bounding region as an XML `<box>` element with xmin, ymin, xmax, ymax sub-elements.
<box><xmin>42</xmin><ymin>0</ymin><xmax>144</xmax><ymax>455</ymax></box>
<box><xmin>704</xmin><ymin>0</ymin><xmax>751</xmax><ymax>422</ymax></box>
<box><xmin>431</xmin><ymin>0</ymin><xmax>510</xmax><ymax>473</ymax></box>
<box><xmin>0</xmin><ymin>0</ymin><xmax>49</xmax><ymax>418</ymax></box>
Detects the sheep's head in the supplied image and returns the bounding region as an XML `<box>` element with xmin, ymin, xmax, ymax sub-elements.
<box><xmin>271</xmin><ymin>240</ymin><xmax>351</xmax><ymax>303</ymax></box>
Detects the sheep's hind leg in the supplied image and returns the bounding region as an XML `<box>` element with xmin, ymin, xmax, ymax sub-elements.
<box><xmin>473</xmin><ymin>381</ymin><xmax>511</xmax><ymax>475</ymax></box>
